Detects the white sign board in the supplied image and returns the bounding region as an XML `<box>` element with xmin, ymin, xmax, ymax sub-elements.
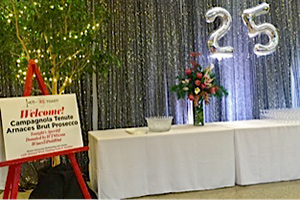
<box><xmin>0</xmin><ymin>94</ymin><xmax>83</xmax><ymax>161</ymax></box>
<box><xmin>0</xmin><ymin>119</ymin><xmax>7</xmax><ymax>190</ymax></box>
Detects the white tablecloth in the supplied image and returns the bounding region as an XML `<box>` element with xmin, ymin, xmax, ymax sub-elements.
<box><xmin>223</xmin><ymin>120</ymin><xmax>300</xmax><ymax>185</ymax></box>
<box><xmin>89</xmin><ymin>124</ymin><xmax>235</xmax><ymax>199</ymax></box>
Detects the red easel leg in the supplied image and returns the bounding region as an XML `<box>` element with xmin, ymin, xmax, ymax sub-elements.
<box><xmin>67</xmin><ymin>154</ymin><xmax>91</xmax><ymax>199</ymax></box>
<box><xmin>3</xmin><ymin>166</ymin><xmax>15</xmax><ymax>199</ymax></box>
<box><xmin>10</xmin><ymin>164</ymin><xmax>21</xmax><ymax>199</ymax></box>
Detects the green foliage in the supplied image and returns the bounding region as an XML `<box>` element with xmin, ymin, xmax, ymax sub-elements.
<box><xmin>0</xmin><ymin>0</ymin><xmax>119</xmax><ymax>94</ymax></box>
<box><xmin>170</xmin><ymin>76</ymin><xmax>189</xmax><ymax>99</ymax></box>
<box><xmin>170</xmin><ymin>54</ymin><xmax>228</xmax><ymax>105</ymax></box>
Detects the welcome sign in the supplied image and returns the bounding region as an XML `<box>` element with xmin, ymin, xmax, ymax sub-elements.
<box><xmin>0</xmin><ymin>94</ymin><xmax>83</xmax><ymax>161</ymax></box>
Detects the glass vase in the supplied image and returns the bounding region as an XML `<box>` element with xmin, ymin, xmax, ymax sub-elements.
<box><xmin>193</xmin><ymin>100</ymin><xmax>204</xmax><ymax>126</ymax></box>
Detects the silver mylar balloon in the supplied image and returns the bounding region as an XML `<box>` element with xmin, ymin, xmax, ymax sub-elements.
<box><xmin>242</xmin><ymin>3</ymin><xmax>279</xmax><ymax>56</ymax></box>
<box><xmin>206</xmin><ymin>7</ymin><xmax>234</xmax><ymax>59</ymax></box>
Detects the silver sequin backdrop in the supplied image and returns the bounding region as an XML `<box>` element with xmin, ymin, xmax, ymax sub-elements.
<box><xmin>95</xmin><ymin>0</ymin><xmax>299</xmax><ymax>129</ymax></box>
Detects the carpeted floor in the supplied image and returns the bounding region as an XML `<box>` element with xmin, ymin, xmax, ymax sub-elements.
<box><xmin>133</xmin><ymin>179</ymin><xmax>300</xmax><ymax>199</ymax></box>
<box><xmin>2</xmin><ymin>179</ymin><xmax>300</xmax><ymax>199</ymax></box>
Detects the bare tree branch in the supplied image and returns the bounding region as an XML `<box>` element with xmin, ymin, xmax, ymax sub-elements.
<box><xmin>58</xmin><ymin>60</ymin><xmax>88</xmax><ymax>94</ymax></box>
<box><xmin>64</xmin><ymin>0</ymin><xmax>72</xmax><ymax>34</ymax></box>
<box><xmin>10</xmin><ymin>0</ymin><xmax>30</xmax><ymax>61</ymax></box>
<box><xmin>57</xmin><ymin>49</ymin><xmax>82</xmax><ymax>69</ymax></box>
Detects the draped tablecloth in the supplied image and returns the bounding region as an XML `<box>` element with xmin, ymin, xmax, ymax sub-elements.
<box><xmin>89</xmin><ymin>124</ymin><xmax>235</xmax><ymax>199</ymax></box>
<box><xmin>222</xmin><ymin>120</ymin><xmax>300</xmax><ymax>185</ymax></box>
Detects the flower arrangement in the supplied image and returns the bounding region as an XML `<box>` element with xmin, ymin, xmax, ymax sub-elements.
<box><xmin>171</xmin><ymin>52</ymin><xmax>228</xmax><ymax>125</ymax></box>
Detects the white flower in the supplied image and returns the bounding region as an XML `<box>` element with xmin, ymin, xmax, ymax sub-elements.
<box><xmin>181</xmin><ymin>80</ymin><xmax>186</xmax><ymax>84</ymax></box>
<box><xmin>185</xmin><ymin>79</ymin><xmax>190</xmax><ymax>83</ymax></box>
<box><xmin>183</xmin><ymin>87</ymin><xmax>189</xmax><ymax>91</ymax></box>
<box><xmin>195</xmin><ymin>87</ymin><xmax>201</xmax><ymax>95</ymax></box>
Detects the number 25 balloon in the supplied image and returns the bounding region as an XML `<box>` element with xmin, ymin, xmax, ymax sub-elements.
<box><xmin>206</xmin><ymin>7</ymin><xmax>234</xmax><ymax>59</ymax></box>
<box><xmin>242</xmin><ymin>3</ymin><xmax>279</xmax><ymax>56</ymax></box>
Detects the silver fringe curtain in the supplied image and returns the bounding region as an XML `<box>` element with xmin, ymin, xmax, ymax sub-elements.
<box><xmin>96</xmin><ymin>0</ymin><xmax>297</xmax><ymax>129</ymax></box>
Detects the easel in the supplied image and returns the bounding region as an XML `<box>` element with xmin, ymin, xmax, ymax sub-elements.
<box><xmin>0</xmin><ymin>60</ymin><xmax>91</xmax><ymax>199</ymax></box>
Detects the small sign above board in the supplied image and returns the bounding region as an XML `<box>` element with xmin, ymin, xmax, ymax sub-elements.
<box><xmin>0</xmin><ymin>94</ymin><xmax>83</xmax><ymax>161</ymax></box>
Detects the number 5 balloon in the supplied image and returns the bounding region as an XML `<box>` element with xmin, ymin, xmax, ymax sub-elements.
<box><xmin>242</xmin><ymin>3</ymin><xmax>279</xmax><ymax>56</ymax></box>
<box><xmin>206</xmin><ymin>7</ymin><xmax>234</xmax><ymax>59</ymax></box>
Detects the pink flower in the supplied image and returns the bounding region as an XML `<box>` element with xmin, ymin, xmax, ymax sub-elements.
<box><xmin>196</xmin><ymin>72</ymin><xmax>202</xmax><ymax>79</ymax></box>
<box><xmin>188</xmin><ymin>94</ymin><xmax>195</xmax><ymax>101</ymax></box>
<box><xmin>185</xmin><ymin>68</ymin><xmax>193</xmax><ymax>75</ymax></box>
<box><xmin>195</xmin><ymin>80</ymin><xmax>201</xmax><ymax>86</ymax></box>
<box><xmin>190</xmin><ymin>52</ymin><xmax>201</xmax><ymax>57</ymax></box>
<box><xmin>200</xmin><ymin>84</ymin><xmax>206</xmax><ymax>90</ymax></box>
<box><xmin>210</xmin><ymin>87</ymin><xmax>216</xmax><ymax>94</ymax></box>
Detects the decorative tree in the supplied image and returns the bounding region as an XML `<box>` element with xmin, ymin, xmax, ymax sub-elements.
<box><xmin>0</xmin><ymin>0</ymin><xmax>119</xmax><ymax>95</ymax></box>
<box><xmin>0</xmin><ymin>0</ymin><xmax>119</xmax><ymax>170</ymax></box>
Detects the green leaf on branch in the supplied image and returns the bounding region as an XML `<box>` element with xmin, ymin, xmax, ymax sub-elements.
<box><xmin>0</xmin><ymin>0</ymin><xmax>119</xmax><ymax>94</ymax></box>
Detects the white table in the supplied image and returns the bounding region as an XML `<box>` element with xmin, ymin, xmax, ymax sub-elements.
<box><xmin>89</xmin><ymin>124</ymin><xmax>235</xmax><ymax>199</ymax></box>
<box><xmin>223</xmin><ymin>120</ymin><xmax>300</xmax><ymax>185</ymax></box>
